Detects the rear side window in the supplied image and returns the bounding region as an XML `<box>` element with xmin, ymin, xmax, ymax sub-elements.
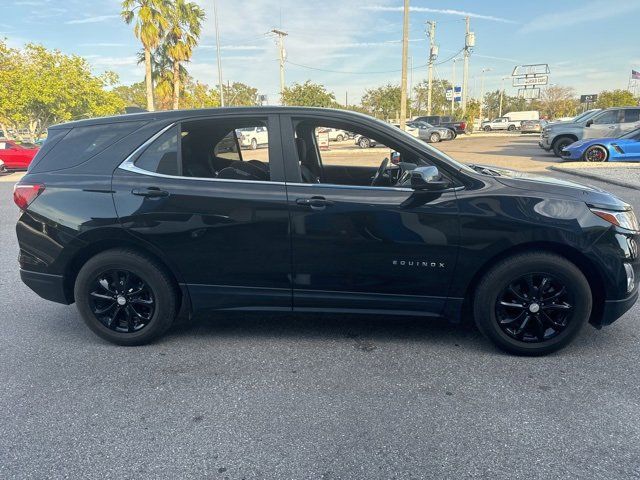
<box><xmin>134</xmin><ymin>126</ymin><xmax>179</xmax><ymax>176</ymax></box>
<box><xmin>623</xmin><ymin>109</ymin><xmax>640</xmax><ymax>123</ymax></box>
<box><xmin>33</xmin><ymin>121</ymin><xmax>145</xmax><ymax>172</ymax></box>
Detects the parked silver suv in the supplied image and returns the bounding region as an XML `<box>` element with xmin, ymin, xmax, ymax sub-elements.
<box><xmin>540</xmin><ymin>107</ymin><xmax>640</xmax><ymax>157</ymax></box>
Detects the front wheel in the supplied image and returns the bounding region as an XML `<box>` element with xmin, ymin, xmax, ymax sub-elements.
<box><xmin>483</xmin><ymin>125</ymin><xmax>491</xmax><ymax>132</ymax></box>
<box><xmin>508</xmin><ymin>124</ymin><xmax>516</xmax><ymax>131</ymax></box>
<box><xmin>473</xmin><ymin>252</ymin><xmax>591</xmax><ymax>356</ymax></box>
<box><xmin>429</xmin><ymin>132</ymin><xmax>441</xmax><ymax>143</ymax></box>
<box><xmin>74</xmin><ymin>249</ymin><xmax>178</xmax><ymax>346</ymax></box>
<box><xmin>583</xmin><ymin>145</ymin><xmax>609</xmax><ymax>162</ymax></box>
<box><xmin>335</xmin><ymin>134</ymin><xmax>344</xmax><ymax>142</ymax></box>
<box><xmin>358</xmin><ymin>137</ymin><xmax>371</xmax><ymax>148</ymax></box>
<box><xmin>552</xmin><ymin>137</ymin><xmax>574</xmax><ymax>157</ymax></box>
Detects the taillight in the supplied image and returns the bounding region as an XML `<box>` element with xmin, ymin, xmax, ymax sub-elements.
<box><xmin>460</xmin><ymin>122</ymin><xmax>466</xmax><ymax>130</ymax></box>
<box><xmin>13</xmin><ymin>183</ymin><xmax>45</xmax><ymax>210</ymax></box>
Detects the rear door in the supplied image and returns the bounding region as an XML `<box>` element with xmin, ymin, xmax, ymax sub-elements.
<box><xmin>111</xmin><ymin>114</ymin><xmax>292</xmax><ymax>313</ymax></box>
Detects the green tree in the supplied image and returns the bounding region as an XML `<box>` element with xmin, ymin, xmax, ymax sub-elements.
<box><xmin>282</xmin><ymin>81</ymin><xmax>336</xmax><ymax>107</ymax></box>
<box><xmin>0</xmin><ymin>41</ymin><xmax>124</xmax><ymax>140</ymax></box>
<box><xmin>181</xmin><ymin>80</ymin><xmax>220</xmax><ymax>108</ymax></box>
<box><xmin>595</xmin><ymin>89</ymin><xmax>638</xmax><ymax>108</ymax></box>
<box><xmin>223</xmin><ymin>82</ymin><xmax>259</xmax><ymax>106</ymax></box>
<box><xmin>165</xmin><ymin>0</ymin><xmax>205</xmax><ymax>109</ymax></box>
<box><xmin>412</xmin><ymin>80</ymin><xmax>452</xmax><ymax>116</ymax></box>
<box><xmin>122</xmin><ymin>0</ymin><xmax>169</xmax><ymax>111</ymax></box>
<box><xmin>361</xmin><ymin>84</ymin><xmax>408</xmax><ymax>120</ymax></box>
<box><xmin>113</xmin><ymin>81</ymin><xmax>147</xmax><ymax>108</ymax></box>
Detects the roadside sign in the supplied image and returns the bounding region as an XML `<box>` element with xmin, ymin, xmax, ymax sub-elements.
<box><xmin>512</xmin><ymin>75</ymin><xmax>548</xmax><ymax>87</ymax></box>
<box><xmin>446</xmin><ymin>86</ymin><xmax>462</xmax><ymax>101</ymax></box>
<box><xmin>318</xmin><ymin>131</ymin><xmax>330</xmax><ymax>150</ymax></box>
<box><xmin>518</xmin><ymin>88</ymin><xmax>541</xmax><ymax>99</ymax></box>
<box><xmin>580</xmin><ymin>94</ymin><xmax>598</xmax><ymax>103</ymax></box>
<box><xmin>512</xmin><ymin>64</ymin><xmax>550</xmax><ymax>76</ymax></box>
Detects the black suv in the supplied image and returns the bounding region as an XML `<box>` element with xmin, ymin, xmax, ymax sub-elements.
<box><xmin>14</xmin><ymin>107</ymin><xmax>639</xmax><ymax>355</ymax></box>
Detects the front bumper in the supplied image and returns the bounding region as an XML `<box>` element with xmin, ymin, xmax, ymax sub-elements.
<box><xmin>539</xmin><ymin>137</ymin><xmax>552</xmax><ymax>150</ymax></box>
<box><xmin>20</xmin><ymin>269</ymin><xmax>72</xmax><ymax>304</ymax></box>
<box><xmin>598</xmin><ymin>290</ymin><xmax>639</xmax><ymax>327</ymax></box>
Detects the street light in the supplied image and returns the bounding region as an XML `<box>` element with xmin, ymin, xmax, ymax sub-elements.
<box><xmin>479</xmin><ymin>67</ymin><xmax>492</xmax><ymax>121</ymax></box>
<box><xmin>499</xmin><ymin>75</ymin><xmax>509</xmax><ymax>117</ymax></box>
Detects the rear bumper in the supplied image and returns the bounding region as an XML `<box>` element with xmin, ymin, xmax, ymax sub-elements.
<box><xmin>598</xmin><ymin>290</ymin><xmax>639</xmax><ymax>327</ymax></box>
<box><xmin>20</xmin><ymin>269</ymin><xmax>71</xmax><ymax>305</ymax></box>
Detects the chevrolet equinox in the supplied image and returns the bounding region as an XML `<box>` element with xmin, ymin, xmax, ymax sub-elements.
<box><xmin>14</xmin><ymin>107</ymin><xmax>639</xmax><ymax>355</ymax></box>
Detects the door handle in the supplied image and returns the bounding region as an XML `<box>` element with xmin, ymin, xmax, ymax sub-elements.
<box><xmin>131</xmin><ymin>187</ymin><xmax>169</xmax><ymax>198</ymax></box>
<box><xmin>296</xmin><ymin>196</ymin><xmax>333</xmax><ymax>209</ymax></box>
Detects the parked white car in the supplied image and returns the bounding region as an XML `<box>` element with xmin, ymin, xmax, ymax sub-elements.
<box><xmin>237</xmin><ymin>126</ymin><xmax>268</xmax><ymax>149</ymax></box>
<box><xmin>317</xmin><ymin>128</ymin><xmax>349</xmax><ymax>142</ymax></box>
<box><xmin>481</xmin><ymin>117</ymin><xmax>520</xmax><ymax>131</ymax></box>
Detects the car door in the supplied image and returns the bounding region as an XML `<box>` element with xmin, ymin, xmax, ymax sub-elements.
<box><xmin>620</xmin><ymin>108</ymin><xmax>640</xmax><ymax>135</ymax></box>
<box><xmin>584</xmin><ymin>109</ymin><xmax>621</xmax><ymax>139</ymax></box>
<box><xmin>0</xmin><ymin>141</ymin><xmax>23</xmax><ymax>168</ymax></box>
<box><xmin>280</xmin><ymin>113</ymin><xmax>460</xmax><ymax>316</ymax></box>
<box><xmin>111</xmin><ymin>114</ymin><xmax>293</xmax><ymax>313</ymax></box>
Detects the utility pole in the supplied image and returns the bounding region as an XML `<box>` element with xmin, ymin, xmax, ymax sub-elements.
<box><xmin>462</xmin><ymin>16</ymin><xmax>474</xmax><ymax>114</ymax></box>
<box><xmin>451</xmin><ymin>58</ymin><xmax>457</xmax><ymax>115</ymax></box>
<box><xmin>426</xmin><ymin>20</ymin><xmax>437</xmax><ymax>115</ymax></box>
<box><xmin>399</xmin><ymin>0</ymin><xmax>410</xmax><ymax>130</ymax></box>
<box><xmin>213</xmin><ymin>0</ymin><xmax>224</xmax><ymax>107</ymax></box>
<box><xmin>479</xmin><ymin>67</ymin><xmax>491</xmax><ymax>121</ymax></box>
<box><xmin>271</xmin><ymin>29</ymin><xmax>288</xmax><ymax>103</ymax></box>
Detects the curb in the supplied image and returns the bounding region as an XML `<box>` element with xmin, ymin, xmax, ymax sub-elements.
<box><xmin>547</xmin><ymin>165</ymin><xmax>639</xmax><ymax>189</ymax></box>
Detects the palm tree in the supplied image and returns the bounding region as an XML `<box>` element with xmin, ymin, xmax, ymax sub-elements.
<box><xmin>165</xmin><ymin>0</ymin><xmax>205</xmax><ymax>109</ymax></box>
<box><xmin>121</xmin><ymin>0</ymin><xmax>169</xmax><ymax>111</ymax></box>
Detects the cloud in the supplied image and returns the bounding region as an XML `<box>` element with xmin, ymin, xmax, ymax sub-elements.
<box><xmin>521</xmin><ymin>0</ymin><xmax>640</xmax><ymax>33</ymax></box>
<box><xmin>65</xmin><ymin>15</ymin><xmax>119</xmax><ymax>25</ymax></box>
<box><xmin>362</xmin><ymin>5</ymin><xmax>517</xmax><ymax>24</ymax></box>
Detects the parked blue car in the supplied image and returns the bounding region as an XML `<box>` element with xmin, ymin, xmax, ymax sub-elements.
<box><xmin>561</xmin><ymin>128</ymin><xmax>640</xmax><ymax>162</ymax></box>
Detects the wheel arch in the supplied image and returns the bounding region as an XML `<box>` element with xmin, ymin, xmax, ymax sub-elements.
<box><xmin>62</xmin><ymin>234</ymin><xmax>189</xmax><ymax>314</ymax></box>
<box><xmin>552</xmin><ymin>134</ymin><xmax>579</xmax><ymax>146</ymax></box>
<box><xmin>460</xmin><ymin>241</ymin><xmax>605</xmax><ymax>327</ymax></box>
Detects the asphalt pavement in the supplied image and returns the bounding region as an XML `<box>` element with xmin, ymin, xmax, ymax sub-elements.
<box><xmin>1</xmin><ymin>145</ymin><xmax>639</xmax><ymax>479</ymax></box>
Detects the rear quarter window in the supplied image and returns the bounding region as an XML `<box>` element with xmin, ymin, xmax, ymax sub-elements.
<box><xmin>30</xmin><ymin>121</ymin><xmax>146</xmax><ymax>172</ymax></box>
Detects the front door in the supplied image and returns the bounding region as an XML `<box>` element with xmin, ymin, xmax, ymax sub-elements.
<box><xmin>280</xmin><ymin>114</ymin><xmax>459</xmax><ymax>316</ymax></box>
<box><xmin>584</xmin><ymin>109</ymin><xmax>621</xmax><ymax>139</ymax></box>
<box><xmin>111</xmin><ymin>114</ymin><xmax>292</xmax><ymax>313</ymax></box>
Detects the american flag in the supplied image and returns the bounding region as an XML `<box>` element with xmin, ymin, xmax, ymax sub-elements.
<box><xmin>633</xmin><ymin>70</ymin><xmax>640</xmax><ymax>80</ymax></box>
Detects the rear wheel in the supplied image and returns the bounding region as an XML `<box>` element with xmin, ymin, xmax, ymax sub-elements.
<box><xmin>74</xmin><ymin>249</ymin><xmax>178</xmax><ymax>346</ymax></box>
<box><xmin>583</xmin><ymin>145</ymin><xmax>609</xmax><ymax>162</ymax></box>
<box><xmin>552</xmin><ymin>137</ymin><xmax>575</xmax><ymax>157</ymax></box>
<box><xmin>508</xmin><ymin>124</ymin><xmax>516</xmax><ymax>131</ymax></box>
<box><xmin>358</xmin><ymin>137</ymin><xmax>371</xmax><ymax>148</ymax></box>
<box><xmin>429</xmin><ymin>132</ymin><xmax>441</xmax><ymax>143</ymax></box>
<box><xmin>473</xmin><ymin>252</ymin><xmax>591</xmax><ymax>355</ymax></box>
<box><xmin>483</xmin><ymin>125</ymin><xmax>491</xmax><ymax>132</ymax></box>
<box><xmin>335</xmin><ymin>134</ymin><xmax>344</xmax><ymax>142</ymax></box>
<box><xmin>449</xmin><ymin>130</ymin><xmax>457</xmax><ymax>140</ymax></box>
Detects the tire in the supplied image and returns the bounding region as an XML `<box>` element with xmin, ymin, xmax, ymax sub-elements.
<box><xmin>336</xmin><ymin>134</ymin><xmax>344</xmax><ymax>142</ymax></box>
<box><xmin>583</xmin><ymin>145</ymin><xmax>609</xmax><ymax>162</ymax></box>
<box><xmin>508</xmin><ymin>124</ymin><xmax>516</xmax><ymax>131</ymax></box>
<box><xmin>552</xmin><ymin>137</ymin><xmax>575</xmax><ymax>157</ymax></box>
<box><xmin>358</xmin><ymin>137</ymin><xmax>371</xmax><ymax>148</ymax></box>
<box><xmin>483</xmin><ymin>125</ymin><xmax>491</xmax><ymax>132</ymax></box>
<box><xmin>473</xmin><ymin>252</ymin><xmax>592</xmax><ymax>356</ymax></box>
<box><xmin>250</xmin><ymin>138</ymin><xmax>258</xmax><ymax>150</ymax></box>
<box><xmin>74</xmin><ymin>249</ymin><xmax>178</xmax><ymax>346</ymax></box>
<box><xmin>449</xmin><ymin>130</ymin><xmax>457</xmax><ymax>140</ymax></box>
<box><xmin>429</xmin><ymin>132</ymin><xmax>441</xmax><ymax>143</ymax></box>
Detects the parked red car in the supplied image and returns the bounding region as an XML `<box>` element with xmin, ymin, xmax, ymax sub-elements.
<box><xmin>0</xmin><ymin>140</ymin><xmax>39</xmax><ymax>169</ymax></box>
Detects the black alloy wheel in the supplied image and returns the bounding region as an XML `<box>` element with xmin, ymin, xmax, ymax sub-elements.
<box><xmin>74</xmin><ymin>249</ymin><xmax>178</xmax><ymax>345</ymax></box>
<box><xmin>495</xmin><ymin>273</ymin><xmax>573</xmax><ymax>343</ymax></box>
<box><xmin>88</xmin><ymin>269</ymin><xmax>155</xmax><ymax>333</ymax></box>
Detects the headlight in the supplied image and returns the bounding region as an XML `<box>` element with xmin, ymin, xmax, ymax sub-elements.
<box><xmin>590</xmin><ymin>207</ymin><xmax>640</xmax><ymax>232</ymax></box>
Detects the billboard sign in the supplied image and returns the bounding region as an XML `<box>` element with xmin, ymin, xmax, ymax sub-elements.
<box><xmin>512</xmin><ymin>64</ymin><xmax>550</xmax><ymax>76</ymax></box>
<box><xmin>518</xmin><ymin>88</ymin><xmax>541</xmax><ymax>99</ymax></box>
<box><xmin>512</xmin><ymin>75</ymin><xmax>548</xmax><ymax>87</ymax></box>
<box><xmin>580</xmin><ymin>94</ymin><xmax>598</xmax><ymax>103</ymax></box>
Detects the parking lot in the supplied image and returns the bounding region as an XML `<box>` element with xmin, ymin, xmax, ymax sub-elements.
<box><xmin>2</xmin><ymin>135</ymin><xmax>640</xmax><ymax>479</ymax></box>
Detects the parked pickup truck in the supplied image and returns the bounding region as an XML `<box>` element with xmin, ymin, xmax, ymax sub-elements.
<box><xmin>481</xmin><ymin>117</ymin><xmax>520</xmax><ymax>131</ymax></box>
<box><xmin>412</xmin><ymin>115</ymin><xmax>466</xmax><ymax>137</ymax></box>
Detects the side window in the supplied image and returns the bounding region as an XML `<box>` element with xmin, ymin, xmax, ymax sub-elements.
<box><xmin>593</xmin><ymin>110</ymin><xmax>619</xmax><ymax>124</ymax></box>
<box><xmin>0</xmin><ymin>142</ymin><xmax>8</xmax><ymax>149</ymax></box>
<box><xmin>623</xmin><ymin>109</ymin><xmax>640</xmax><ymax>123</ymax></box>
<box><xmin>135</xmin><ymin>126</ymin><xmax>179</xmax><ymax>176</ymax></box>
<box><xmin>293</xmin><ymin>119</ymin><xmax>423</xmax><ymax>187</ymax></box>
<box><xmin>134</xmin><ymin>118</ymin><xmax>272</xmax><ymax>182</ymax></box>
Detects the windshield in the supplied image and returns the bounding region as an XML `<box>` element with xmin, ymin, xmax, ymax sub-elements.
<box><xmin>619</xmin><ymin>127</ymin><xmax>640</xmax><ymax>139</ymax></box>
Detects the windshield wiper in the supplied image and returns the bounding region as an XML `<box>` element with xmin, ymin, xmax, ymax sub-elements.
<box><xmin>468</xmin><ymin>164</ymin><xmax>501</xmax><ymax>176</ymax></box>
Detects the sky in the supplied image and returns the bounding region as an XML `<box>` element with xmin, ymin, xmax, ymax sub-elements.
<box><xmin>2</xmin><ymin>0</ymin><xmax>640</xmax><ymax>104</ymax></box>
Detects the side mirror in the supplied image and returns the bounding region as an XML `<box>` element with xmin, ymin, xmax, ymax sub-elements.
<box><xmin>410</xmin><ymin>166</ymin><xmax>449</xmax><ymax>191</ymax></box>
<box><xmin>585</xmin><ymin>119</ymin><xmax>593</xmax><ymax>127</ymax></box>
